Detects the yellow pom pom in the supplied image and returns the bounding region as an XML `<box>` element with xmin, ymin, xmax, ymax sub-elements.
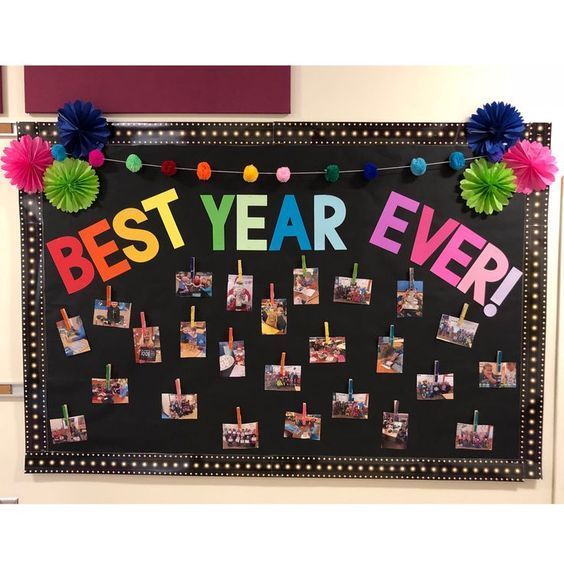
<box><xmin>243</xmin><ymin>164</ymin><xmax>259</xmax><ymax>183</ymax></box>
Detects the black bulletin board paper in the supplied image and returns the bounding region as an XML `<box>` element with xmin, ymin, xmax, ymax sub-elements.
<box><xmin>20</xmin><ymin>122</ymin><xmax>549</xmax><ymax>481</ymax></box>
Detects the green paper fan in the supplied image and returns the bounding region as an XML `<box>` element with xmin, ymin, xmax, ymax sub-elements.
<box><xmin>43</xmin><ymin>158</ymin><xmax>100</xmax><ymax>213</ymax></box>
<box><xmin>460</xmin><ymin>158</ymin><xmax>516</xmax><ymax>215</ymax></box>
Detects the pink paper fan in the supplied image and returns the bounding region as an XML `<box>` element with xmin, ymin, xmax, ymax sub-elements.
<box><xmin>502</xmin><ymin>139</ymin><xmax>558</xmax><ymax>195</ymax></box>
<box><xmin>1</xmin><ymin>135</ymin><xmax>53</xmax><ymax>193</ymax></box>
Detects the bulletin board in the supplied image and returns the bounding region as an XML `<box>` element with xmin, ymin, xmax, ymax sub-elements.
<box><xmin>20</xmin><ymin>121</ymin><xmax>549</xmax><ymax>481</ymax></box>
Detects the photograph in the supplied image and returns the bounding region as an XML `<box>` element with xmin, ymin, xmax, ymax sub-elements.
<box><xmin>479</xmin><ymin>361</ymin><xmax>518</xmax><ymax>388</ymax></box>
<box><xmin>161</xmin><ymin>393</ymin><xmax>198</xmax><ymax>420</ymax></box>
<box><xmin>219</xmin><ymin>340</ymin><xmax>246</xmax><ymax>377</ymax></box>
<box><xmin>416</xmin><ymin>374</ymin><xmax>454</xmax><ymax>400</ymax></box>
<box><xmin>331</xmin><ymin>392</ymin><xmax>369</xmax><ymax>419</ymax></box>
<box><xmin>222</xmin><ymin>422</ymin><xmax>259</xmax><ymax>449</ymax></box>
<box><xmin>396</xmin><ymin>280</ymin><xmax>423</xmax><ymax>318</ymax></box>
<box><xmin>283</xmin><ymin>411</ymin><xmax>321</xmax><ymax>440</ymax></box>
<box><xmin>261</xmin><ymin>298</ymin><xmax>288</xmax><ymax>335</ymax></box>
<box><xmin>132</xmin><ymin>326</ymin><xmax>162</xmax><ymax>363</ymax></box>
<box><xmin>436</xmin><ymin>314</ymin><xmax>479</xmax><ymax>348</ymax></box>
<box><xmin>376</xmin><ymin>336</ymin><xmax>404</xmax><ymax>373</ymax></box>
<box><xmin>226</xmin><ymin>274</ymin><xmax>253</xmax><ymax>311</ymax></box>
<box><xmin>264</xmin><ymin>364</ymin><xmax>302</xmax><ymax>391</ymax></box>
<box><xmin>175</xmin><ymin>270</ymin><xmax>213</xmax><ymax>297</ymax></box>
<box><xmin>56</xmin><ymin>316</ymin><xmax>91</xmax><ymax>357</ymax></box>
<box><xmin>381</xmin><ymin>411</ymin><xmax>409</xmax><ymax>449</ymax></box>
<box><xmin>333</xmin><ymin>276</ymin><xmax>372</xmax><ymax>305</ymax></box>
<box><xmin>293</xmin><ymin>267</ymin><xmax>319</xmax><ymax>305</ymax></box>
<box><xmin>49</xmin><ymin>415</ymin><xmax>88</xmax><ymax>444</ymax></box>
<box><xmin>309</xmin><ymin>336</ymin><xmax>346</xmax><ymax>363</ymax></box>
<box><xmin>455</xmin><ymin>423</ymin><xmax>494</xmax><ymax>450</ymax></box>
<box><xmin>92</xmin><ymin>299</ymin><xmax>132</xmax><ymax>328</ymax></box>
<box><xmin>91</xmin><ymin>378</ymin><xmax>129</xmax><ymax>404</ymax></box>
<box><xmin>180</xmin><ymin>321</ymin><xmax>207</xmax><ymax>358</ymax></box>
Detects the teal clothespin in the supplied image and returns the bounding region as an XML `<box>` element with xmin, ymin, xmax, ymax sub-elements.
<box><xmin>389</xmin><ymin>324</ymin><xmax>395</xmax><ymax>347</ymax></box>
<box><xmin>105</xmin><ymin>364</ymin><xmax>111</xmax><ymax>391</ymax></box>
<box><xmin>348</xmin><ymin>378</ymin><xmax>353</xmax><ymax>402</ymax></box>
<box><xmin>473</xmin><ymin>410</ymin><xmax>479</xmax><ymax>432</ymax></box>
<box><xmin>496</xmin><ymin>350</ymin><xmax>502</xmax><ymax>373</ymax></box>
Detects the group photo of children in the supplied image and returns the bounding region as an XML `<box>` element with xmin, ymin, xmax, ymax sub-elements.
<box><xmin>264</xmin><ymin>364</ymin><xmax>302</xmax><ymax>391</ymax></box>
<box><xmin>309</xmin><ymin>336</ymin><xmax>346</xmax><ymax>363</ymax></box>
<box><xmin>222</xmin><ymin>422</ymin><xmax>259</xmax><ymax>449</ymax></box>
<box><xmin>436</xmin><ymin>314</ymin><xmax>479</xmax><ymax>349</ymax></box>
<box><xmin>455</xmin><ymin>423</ymin><xmax>494</xmax><ymax>451</ymax></box>
<box><xmin>161</xmin><ymin>393</ymin><xmax>198</xmax><ymax>420</ymax></box>
<box><xmin>91</xmin><ymin>378</ymin><xmax>129</xmax><ymax>404</ymax></box>
<box><xmin>284</xmin><ymin>411</ymin><xmax>322</xmax><ymax>440</ymax></box>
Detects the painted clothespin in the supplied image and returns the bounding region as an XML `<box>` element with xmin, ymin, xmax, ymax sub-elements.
<box><xmin>351</xmin><ymin>262</ymin><xmax>359</xmax><ymax>285</ymax></box>
<box><xmin>106</xmin><ymin>285</ymin><xmax>112</xmax><ymax>307</ymax></box>
<box><xmin>434</xmin><ymin>360</ymin><xmax>440</xmax><ymax>382</ymax></box>
<box><xmin>409</xmin><ymin>267</ymin><xmax>415</xmax><ymax>290</ymax></box>
<box><xmin>473</xmin><ymin>410</ymin><xmax>479</xmax><ymax>432</ymax></box>
<box><xmin>324</xmin><ymin>321</ymin><xmax>330</xmax><ymax>344</ymax></box>
<box><xmin>105</xmin><ymin>364</ymin><xmax>112</xmax><ymax>391</ymax></box>
<box><xmin>175</xmin><ymin>378</ymin><xmax>182</xmax><ymax>403</ymax></box>
<box><xmin>140</xmin><ymin>311</ymin><xmax>147</xmax><ymax>336</ymax></box>
<box><xmin>301</xmin><ymin>402</ymin><xmax>307</xmax><ymax>425</ymax></box>
<box><xmin>389</xmin><ymin>324</ymin><xmax>395</xmax><ymax>347</ymax></box>
<box><xmin>60</xmin><ymin>308</ymin><xmax>71</xmax><ymax>331</ymax></box>
<box><xmin>236</xmin><ymin>406</ymin><xmax>242</xmax><ymax>431</ymax></box>
<box><xmin>190</xmin><ymin>305</ymin><xmax>196</xmax><ymax>328</ymax></box>
<box><xmin>237</xmin><ymin>259</ymin><xmax>243</xmax><ymax>283</ymax></box>
<box><xmin>301</xmin><ymin>255</ymin><xmax>307</xmax><ymax>276</ymax></box>
<box><xmin>458</xmin><ymin>303</ymin><xmax>469</xmax><ymax>326</ymax></box>
<box><xmin>189</xmin><ymin>256</ymin><xmax>196</xmax><ymax>277</ymax></box>
<box><xmin>496</xmin><ymin>350</ymin><xmax>503</xmax><ymax>373</ymax></box>
<box><xmin>228</xmin><ymin>327</ymin><xmax>234</xmax><ymax>351</ymax></box>
<box><xmin>280</xmin><ymin>352</ymin><xmax>286</xmax><ymax>376</ymax></box>
<box><xmin>62</xmin><ymin>403</ymin><xmax>69</xmax><ymax>426</ymax></box>
<box><xmin>393</xmin><ymin>399</ymin><xmax>399</xmax><ymax>422</ymax></box>
<box><xmin>348</xmin><ymin>378</ymin><xmax>353</xmax><ymax>402</ymax></box>
<box><xmin>270</xmin><ymin>283</ymin><xmax>275</xmax><ymax>307</ymax></box>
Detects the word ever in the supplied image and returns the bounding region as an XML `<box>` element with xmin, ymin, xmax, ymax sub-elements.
<box><xmin>370</xmin><ymin>191</ymin><xmax>522</xmax><ymax>316</ymax></box>
<box><xmin>46</xmin><ymin>189</ymin><xmax>347</xmax><ymax>294</ymax></box>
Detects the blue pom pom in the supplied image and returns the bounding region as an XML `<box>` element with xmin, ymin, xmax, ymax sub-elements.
<box><xmin>363</xmin><ymin>163</ymin><xmax>379</xmax><ymax>181</ymax></box>
<box><xmin>449</xmin><ymin>151</ymin><xmax>466</xmax><ymax>171</ymax></box>
<box><xmin>410</xmin><ymin>157</ymin><xmax>427</xmax><ymax>176</ymax></box>
<box><xmin>51</xmin><ymin>144</ymin><xmax>67</xmax><ymax>162</ymax></box>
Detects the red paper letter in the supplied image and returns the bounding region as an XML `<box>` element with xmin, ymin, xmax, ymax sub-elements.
<box><xmin>46</xmin><ymin>236</ymin><xmax>95</xmax><ymax>294</ymax></box>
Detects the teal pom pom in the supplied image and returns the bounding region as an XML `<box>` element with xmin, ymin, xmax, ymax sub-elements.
<box><xmin>126</xmin><ymin>154</ymin><xmax>142</xmax><ymax>173</ymax></box>
<box><xmin>449</xmin><ymin>151</ymin><xmax>466</xmax><ymax>171</ymax></box>
<box><xmin>363</xmin><ymin>163</ymin><xmax>379</xmax><ymax>181</ymax></box>
<box><xmin>51</xmin><ymin>144</ymin><xmax>67</xmax><ymax>162</ymax></box>
<box><xmin>325</xmin><ymin>164</ymin><xmax>340</xmax><ymax>183</ymax></box>
<box><xmin>410</xmin><ymin>157</ymin><xmax>427</xmax><ymax>176</ymax></box>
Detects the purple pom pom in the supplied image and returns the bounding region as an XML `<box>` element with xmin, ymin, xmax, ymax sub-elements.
<box><xmin>363</xmin><ymin>163</ymin><xmax>379</xmax><ymax>181</ymax></box>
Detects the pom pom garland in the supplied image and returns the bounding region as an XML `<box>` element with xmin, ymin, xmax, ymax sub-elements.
<box><xmin>502</xmin><ymin>139</ymin><xmax>558</xmax><ymax>195</ymax></box>
<box><xmin>51</xmin><ymin>144</ymin><xmax>67</xmax><ymax>162</ymax></box>
<box><xmin>363</xmin><ymin>163</ymin><xmax>379</xmax><ymax>181</ymax></box>
<box><xmin>276</xmin><ymin>166</ymin><xmax>291</xmax><ymax>183</ymax></box>
<box><xmin>43</xmin><ymin>158</ymin><xmax>100</xmax><ymax>213</ymax></box>
<box><xmin>325</xmin><ymin>164</ymin><xmax>340</xmax><ymax>183</ymax></box>
<box><xmin>449</xmin><ymin>151</ymin><xmax>466</xmax><ymax>171</ymax></box>
<box><xmin>410</xmin><ymin>157</ymin><xmax>427</xmax><ymax>176</ymax></box>
<box><xmin>197</xmin><ymin>162</ymin><xmax>212</xmax><ymax>181</ymax></box>
<box><xmin>88</xmin><ymin>149</ymin><xmax>105</xmax><ymax>168</ymax></box>
<box><xmin>243</xmin><ymin>164</ymin><xmax>259</xmax><ymax>183</ymax></box>
<box><xmin>161</xmin><ymin>160</ymin><xmax>177</xmax><ymax>177</ymax></box>
<box><xmin>0</xmin><ymin>135</ymin><xmax>53</xmax><ymax>193</ymax></box>
<box><xmin>126</xmin><ymin>154</ymin><xmax>143</xmax><ymax>173</ymax></box>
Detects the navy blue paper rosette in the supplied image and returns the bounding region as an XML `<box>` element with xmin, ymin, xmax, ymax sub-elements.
<box><xmin>57</xmin><ymin>100</ymin><xmax>111</xmax><ymax>158</ymax></box>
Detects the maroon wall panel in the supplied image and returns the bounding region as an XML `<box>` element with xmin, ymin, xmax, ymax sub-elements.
<box><xmin>24</xmin><ymin>66</ymin><xmax>291</xmax><ymax>114</ymax></box>
<box><xmin>0</xmin><ymin>67</ymin><xmax>3</xmax><ymax>113</ymax></box>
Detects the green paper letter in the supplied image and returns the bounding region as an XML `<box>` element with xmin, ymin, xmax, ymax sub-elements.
<box><xmin>200</xmin><ymin>194</ymin><xmax>236</xmax><ymax>251</ymax></box>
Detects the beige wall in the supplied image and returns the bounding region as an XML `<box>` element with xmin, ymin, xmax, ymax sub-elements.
<box><xmin>0</xmin><ymin>65</ymin><xmax>562</xmax><ymax>503</ymax></box>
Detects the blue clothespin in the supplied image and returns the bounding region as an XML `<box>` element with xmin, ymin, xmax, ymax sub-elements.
<box><xmin>348</xmin><ymin>379</ymin><xmax>353</xmax><ymax>402</ymax></box>
<box><xmin>496</xmin><ymin>350</ymin><xmax>502</xmax><ymax>374</ymax></box>
<box><xmin>189</xmin><ymin>256</ymin><xmax>196</xmax><ymax>277</ymax></box>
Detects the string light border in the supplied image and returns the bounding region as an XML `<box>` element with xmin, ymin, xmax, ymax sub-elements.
<box><xmin>18</xmin><ymin>121</ymin><xmax>549</xmax><ymax>481</ymax></box>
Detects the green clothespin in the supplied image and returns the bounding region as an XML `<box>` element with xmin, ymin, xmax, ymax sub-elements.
<box><xmin>301</xmin><ymin>255</ymin><xmax>307</xmax><ymax>276</ymax></box>
<box><xmin>351</xmin><ymin>262</ymin><xmax>358</xmax><ymax>285</ymax></box>
<box><xmin>62</xmin><ymin>404</ymin><xmax>69</xmax><ymax>427</ymax></box>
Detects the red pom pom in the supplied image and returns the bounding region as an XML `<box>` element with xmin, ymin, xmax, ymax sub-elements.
<box><xmin>197</xmin><ymin>161</ymin><xmax>212</xmax><ymax>181</ymax></box>
<box><xmin>161</xmin><ymin>160</ymin><xmax>177</xmax><ymax>176</ymax></box>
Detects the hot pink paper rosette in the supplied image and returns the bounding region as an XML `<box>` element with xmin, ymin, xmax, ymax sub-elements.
<box><xmin>1</xmin><ymin>135</ymin><xmax>53</xmax><ymax>193</ymax></box>
<box><xmin>502</xmin><ymin>139</ymin><xmax>558</xmax><ymax>195</ymax></box>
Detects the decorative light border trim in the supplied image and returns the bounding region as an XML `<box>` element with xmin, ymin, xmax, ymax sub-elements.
<box><xmin>18</xmin><ymin>121</ymin><xmax>549</xmax><ymax>481</ymax></box>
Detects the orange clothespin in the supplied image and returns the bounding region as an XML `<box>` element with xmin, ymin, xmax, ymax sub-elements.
<box><xmin>228</xmin><ymin>327</ymin><xmax>234</xmax><ymax>351</ymax></box>
<box><xmin>301</xmin><ymin>402</ymin><xmax>307</xmax><ymax>425</ymax></box>
<box><xmin>140</xmin><ymin>311</ymin><xmax>147</xmax><ymax>336</ymax></box>
<box><xmin>236</xmin><ymin>406</ymin><xmax>242</xmax><ymax>431</ymax></box>
<box><xmin>106</xmin><ymin>285</ymin><xmax>112</xmax><ymax>307</ymax></box>
<box><xmin>280</xmin><ymin>352</ymin><xmax>286</xmax><ymax>376</ymax></box>
<box><xmin>270</xmin><ymin>283</ymin><xmax>275</xmax><ymax>307</ymax></box>
<box><xmin>175</xmin><ymin>378</ymin><xmax>182</xmax><ymax>403</ymax></box>
<box><xmin>60</xmin><ymin>308</ymin><xmax>71</xmax><ymax>331</ymax></box>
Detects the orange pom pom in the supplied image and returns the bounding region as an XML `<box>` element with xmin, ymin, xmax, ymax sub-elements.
<box><xmin>197</xmin><ymin>161</ymin><xmax>212</xmax><ymax>181</ymax></box>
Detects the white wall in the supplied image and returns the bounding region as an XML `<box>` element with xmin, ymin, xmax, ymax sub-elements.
<box><xmin>1</xmin><ymin>65</ymin><xmax>562</xmax><ymax>503</ymax></box>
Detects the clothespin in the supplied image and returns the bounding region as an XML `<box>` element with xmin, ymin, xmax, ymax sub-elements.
<box><xmin>228</xmin><ymin>327</ymin><xmax>234</xmax><ymax>351</ymax></box>
<box><xmin>324</xmin><ymin>321</ymin><xmax>330</xmax><ymax>344</ymax></box>
<box><xmin>175</xmin><ymin>378</ymin><xmax>182</xmax><ymax>403</ymax></box>
<box><xmin>140</xmin><ymin>311</ymin><xmax>147</xmax><ymax>336</ymax></box>
<box><xmin>60</xmin><ymin>308</ymin><xmax>71</xmax><ymax>331</ymax></box>
<box><xmin>496</xmin><ymin>350</ymin><xmax>503</xmax><ymax>373</ymax></box>
<box><xmin>434</xmin><ymin>360</ymin><xmax>440</xmax><ymax>382</ymax></box>
<box><xmin>106</xmin><ymin>285</ymin><xmax>112</xmax><ymax>307</ymax></box>
<box><xmin>280</xmin><ymin>352</ymin><xmax>286</xmax><ymax>376</ymax></box>
<box><xmin>389</xmin><ymin>324</ymin><xmax>395</xmax><ymax>347</ymax></box>
<box><xmin>458</xmin><ymin>303</ymin><xmax>469</xmax><ymax>326</ymax></box>
<box><xmin>351</xmin><ymin>262</ymin><xmax>359</xmax><ymax>286</ymax></box>
<box><xmin>348</xmin><ymin>378</ymin><xmax>353</xmax><ymax>402</ymax></box>
<box><xmin>189</xmin><ymin>257</ymin><xmax>196</xmax><ymax>277</ymax></box>
<box><xmin>393</xmin><ymin>400</ymin><xmax>399</xmax><ymax>422</ymax></box>
<box><xmin>409</xmin><ymin>267</ymin><xmax>415</xmax><ymax>290</ymax></box>
<box><xmin>473</xmin><ymin>410</ymin><xmax>479</xmax><ymax>432</ymax></box>
<box><xmin>270</xmin><ymin>283</ymin><xmax>275</xmax><ymax>307</ymax></box>
<box><xmin>237</xmin><ymin>259</ymin><xmax>243</xmax><ymax>283</ymax></box>
<box><xmin>105</xmin><ymin>364</ymin><xmax>111</xmax><ymax>391</ymax></box>
<box><xmin>190</xmin><ymin>306</ymin><xmax>196</xmax><ymax>328</ymax></box>
<box><xmin>62</xmin><ymin>404</ymin><xmax>69</xmax><ymax>427</ymax></box>
<box><xmin>236</xmin><ymin>406</ymin><xmax>242</xmax><ymax>431</ymax></box>
<box><xmin>301</xmin><ymin>255</ymin><xmax>307</xmax><ymax>276</ymax></box>
<box><xmin>301</xmin><ymin>402</ymin><xmax>307</xmax><ymax>425</ymax></box>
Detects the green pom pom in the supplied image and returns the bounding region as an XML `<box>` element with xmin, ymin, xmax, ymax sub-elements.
<box><xmin>460</xmin><ymin>158</ymin><xmax>516</xmax><ymax>215</ymax></box>
<box><xmin>126</xmin><ymin>154</ymin><xmax>142</xmax><ymax>173</ymax></box>
<box><xmin>325</xmin><ymin>164</ymin><xmax>340</xmax><ymax>183</ymax></box>
<box><xmin>43</xmin><ymin>158</ymin><xmax>100</xmax><ymax>213</ymax></box>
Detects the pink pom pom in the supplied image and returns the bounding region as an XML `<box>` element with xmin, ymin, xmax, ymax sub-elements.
<box><xmin>1</xmin><ymin>135</ymin><xmax>53</xmax><ymax>193</ymax></box>
<box><xmin>276</xmin><ymin>166</ymin><xmax>291</xmax><ymax>183</ymax></box>
<box><xmin>502</xmin><ymin>139</ymin><xmax>558</xmax><ymax>195</ymax></box>
<box><xmin>88</xmin><ymin>149</ymin><xmax>105</xmax><ymax>168</ymax></box>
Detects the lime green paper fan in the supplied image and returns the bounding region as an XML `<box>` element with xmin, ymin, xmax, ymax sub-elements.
<box><xmin>43</xmin><ymin>158</ymin><xmax>100</xmax><ymax>213</ymax></box>
<box><xmin>460</xmin><ymin>158</ymin><xmax>516</xmax><ymax>215</ymax></box>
